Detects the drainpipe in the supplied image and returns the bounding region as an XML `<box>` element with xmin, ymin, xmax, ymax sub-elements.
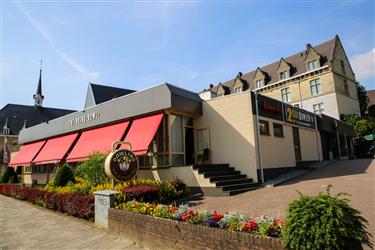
<box><xmin>335</xmin><ymin>121</ymin><xmax>342</xmax><ymax>159</ymax></box>
<box><xmin>314</xmin><ymin>116</ymin><xmax>321</xmax><ymax>161</ymax></box>
<box><xmin>253</xmin><ymin>91</ymin><xmax>265</xmax><ymax>184</ymax></box>
<box><xmin>298</xmin><ymin>81</ymin><xmax>303</xmax><ymax>108</ymax></box>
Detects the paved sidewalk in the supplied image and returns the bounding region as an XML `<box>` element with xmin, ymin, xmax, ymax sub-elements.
<box><xmin>190</xmin><ymin>159</ymin><xmax>375</xmax><ymax>238</ymax></box>
<box><xmin>0</xmin><ymin>195</ymin><xmax>142</xmax><ymax>250</ymax></box>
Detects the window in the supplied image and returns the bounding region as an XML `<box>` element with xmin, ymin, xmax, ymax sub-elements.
<box><xmin>281</xmin><ymin>88</ymin><xmax>291</xmax><ymax>102</ymax></box>
<box><xmin>280</xmin><ymin>71</ymin><xmax>288</xmax><ymax>80</ymax></box>
<box><xmin>313</xmin><ymin>103</ymin><xmax>324</xmax><ymax>114</ymax></box>
<box><xmin>232</xmin><ymin>86</ymin><xmax>242</xmax><ymax>94</ymax></box>
<box><xmin>340</xmin><ymin>60</ymin><xmax>346</xmax><ymax>75</ymax></box>
<box><xmin>259</xmin><ymin>120</ymin><xmax>270</xmax><ymax>135</ymax></box>
<box><xmin>344</xmin><ymin>80</ymin><xmax>349</xmax><ymax>95</ymax></box>
<box><xmin>310</xmin><ymin>78</ymin><xmax>321</xmax><ymax>95</ymax></box>
<box><xmin>273</xmin><ymin>123</ymin><xmax>284</xmax><ymax>137</ymax></box>
<box><xmin>170</xmin><ymin>114</ymin><xmax>184</xmax><ymax>165</ymax></box>
<box><xmin>24</xmin><ymin>166</ymin><xmax>32</xmax><ymax>173</ymax></box>
<box><xmin>308</xmin><ymin>60</ymin><xmax>319</xmax><ymax>71</ymax></box>
<box><xmin>255</xmin><ymin>79</ymin><xmax>264</xmax><ymax>88</ymax></box>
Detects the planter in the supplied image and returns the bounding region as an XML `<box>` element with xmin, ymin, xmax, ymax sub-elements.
<box><xmin>108</xmin><ymin>208</ymin><xmax>286</xmax><ymax>250</ymax></box>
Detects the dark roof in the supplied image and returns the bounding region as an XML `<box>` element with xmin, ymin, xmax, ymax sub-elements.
<box><xmin>367</xmin><ymin>90</ymin><xmax>375</xmax><ymax>107</ymax></box>
<box><xmin>90</xmin><ymin>83</ymin><xmax>136</xmax><ymax>105</ymax></box>
<box><xmin>0</xmin><ymin>104</ymin><xmax>75</xmax><ymax>135</ymax></box>
<box><xmin>208</xmin><ymin>36</ymin><xmax>337</xmax><ymax>93</ymax></box>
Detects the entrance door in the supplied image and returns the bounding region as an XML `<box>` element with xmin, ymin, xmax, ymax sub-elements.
<box><xmin>292</xmin><ymin>127</ymin><xmax>302</xmax><ymax>162</ymax></box>
<box><xmin>184</xmin><ymin>127</ymin><xmax>195</xmax><ymax>165</ymax></box>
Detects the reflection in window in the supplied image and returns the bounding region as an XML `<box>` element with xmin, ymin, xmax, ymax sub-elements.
<box><xmin>259</xmin><ymin>120</ymin><xmax>270</xmax><ymax>135</ymax></box>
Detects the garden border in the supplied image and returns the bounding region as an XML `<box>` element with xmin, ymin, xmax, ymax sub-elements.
<box><xmin>108</xmin><ymin>208</ymin><xmax>286</xmax><ymax>250</ymax></box>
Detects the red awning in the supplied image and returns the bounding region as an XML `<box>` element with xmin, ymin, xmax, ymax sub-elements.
<box><xmin>33</xmin><ymin>133</ymin><xmax>79</xmax><ymax>165</ymax></box>
<box><xmin>9</xmin><ymin>141</ymin><xmax>46</xmax><ymax>167</ymax></box>
<box><xmin>124</xmin><ymin>113</ymin><xmax>163</xmax><ymax>155</ymax></box>
<box><xmin>65</xmin><ymin>121</ymin><xmax>129</xmax><ymax>162</ymax></box>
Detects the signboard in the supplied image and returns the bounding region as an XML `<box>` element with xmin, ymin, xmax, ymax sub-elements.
<box><xmin>104</xmin><ymin>141</ymin><xmax>139</xmax><ymax>182</ymax></box>
<box><xmin>67</xmin><ymin>112</ymin><xmax>100</xmax><ymax>126</ymax></box>
<box><xmin>283</xmin><ymin>104</ymin><xmax>316</xmax><ymax>128</ymax></box>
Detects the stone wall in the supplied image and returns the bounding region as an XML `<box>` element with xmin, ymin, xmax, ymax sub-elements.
<box><xmin>108</xmin><ymin>208</ymin><xmax>285</xmax><ymax>250</ymax></box>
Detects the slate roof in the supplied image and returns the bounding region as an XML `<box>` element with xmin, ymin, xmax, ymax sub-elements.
<box><xmin>0</xmin><ymin>104</ymin><xmax>76</xmax><ymax>135</ymax></box>
<box><xmin>206</xmin><ymin>36</ymin><xmax>337</xmax><ymax>94</ymax></box>
<box><xmin>90</xmin><ymin>83</ymin><xmax>136</xmax><ymax>105</ymax></box>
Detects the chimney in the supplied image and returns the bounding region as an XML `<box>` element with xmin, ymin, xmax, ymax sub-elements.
<box><xmin>237</xmin><ymin>72</ymin><xmax>243</xmax><ymax>77</ymax></box>
<box><xmin>209</xmin><ymin>84</ymin><xmax>213</xmax><ymax>90</ymax></box>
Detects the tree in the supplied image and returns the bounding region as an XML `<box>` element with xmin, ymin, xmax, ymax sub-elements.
<box><xmin>74</xmin><ymin>153</ymin><xmax>109</xmax><ymax>186</ymax></box>
<box><xmin>343</xmin><ymin>115</ymin><xmax>375</xmax><ymax>138</ymax></box>
<box><xmin>356</xmin><ymin>82</ymin><xmax>369</xmax><ymax>116</ymax></box>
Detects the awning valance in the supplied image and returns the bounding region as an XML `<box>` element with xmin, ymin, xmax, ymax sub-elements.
<box><xmin>124</xmin><ymin>113</ymin><xmax>163</xmax><ymax>155</ymax></box>
<box><xmin>33</xmin><ymin>133</ymin><xmax>79</xmax><ymax>165</ymax></box>
<box><xmin>65</xmin><ymin>121</ymin><xmax>129</xmax><ymax>162</ymax></box>
<box><xmin>9</xmin><ymin>141</ymin><xmax>46</xmax><ymax>167</ymax></box>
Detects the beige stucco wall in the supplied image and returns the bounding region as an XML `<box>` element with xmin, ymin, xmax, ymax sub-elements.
<box><xmin>194</xmin><ymin>92</ymin><xmax>258</xmax><ymax>182</ymax></box>
<box><xmin>255</xmin><ymin>117</ymin><xmax>295</xmax><ymax>169</ymax></box>
<box><xmin>299</xmin><ymin>128</ymin><xmax>322</xmax><ymax>162</ymax></box>
<box><xmin>22</xmin><ymin>172</ymin><xmax>56</xmax><ymax>185</ymax></box>
<box><xmin>336</xmin><ymin>92</ymin><xmax>361</xmax><ymax>117</ymax></box>
<box><xmin>138</xmin><ymin>166</ymin><xmax>216</xmax><ymax>187</ymax></box>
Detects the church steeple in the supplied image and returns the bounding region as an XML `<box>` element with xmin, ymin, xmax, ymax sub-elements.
<box><xmin>33</xmin><ymin>60</ymin><xmax>44</xmax><ymax>107</ymax></box>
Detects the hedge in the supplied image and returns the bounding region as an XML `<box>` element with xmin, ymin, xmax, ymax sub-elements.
<box><xmin>0</xmin><ymin>184</ymin><xmax>94</xmax><ymax>220</ymax></box>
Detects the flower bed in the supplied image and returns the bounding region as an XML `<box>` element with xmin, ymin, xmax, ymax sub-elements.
<box><xmin>117</xmin><ymin>201</ymin><xmax>284</xmax><ymax>237</ymax></box>
<box><xmin>0</xmin><ymin>184</ymin><xmax>94</xmax><ymax>220</ymax></box>
<box><xmin>109</xmin><ymin>207</ymin><xmax>285</xmax><ymax>250</ymax></box>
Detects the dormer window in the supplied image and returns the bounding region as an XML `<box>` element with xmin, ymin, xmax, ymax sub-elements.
<box><xmin>255</xmin><ymin>79</ymin><xmax>264</xmax><ymax>88</ymax></box>
<box><xmin>280</xmin><ymin>71</ymin><xmax>288</xmax><ymax>80</ymax></box>
<box><xmin>308</xmin><ymin>60</ymin><xmax>319</xmax><ymax>71</ymax></box>
<box><xmin>232</xmin><ymin>87</ymin><xmax>242</xmax><ymax>94</ymax></box>
<box><xmin>2</xmin><ymin>127</ymin><xmax>10</xmax><ymax>135</ymax></box>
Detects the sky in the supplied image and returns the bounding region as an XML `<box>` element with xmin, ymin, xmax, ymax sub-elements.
<box><xmin>1</xmin><ymin>1</ymin><xmax>374</xmax><ymax>111</ymax></box>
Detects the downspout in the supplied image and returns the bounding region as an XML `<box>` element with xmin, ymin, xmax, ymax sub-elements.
<box><xmin>298</xmin><ymin>81</ymin><xmax>303</xmax><ymax>108</ymax></box>
<box><xmin>314</xmin><ymin>116</ymin><xmax>321</xmax><ymax>161</ymax></box>
<box><xmin>253</xmin><ymin>91</ymin><xmax>264</xmax><ymax>184</ymax></box>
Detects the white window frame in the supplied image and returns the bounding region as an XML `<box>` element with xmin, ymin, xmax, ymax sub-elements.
<box><xmin>281</xmin><ymin>87</ymin><xmax>291</xmax><ymax>103</ymax></box>
<box><xmin>313</xmin><ymin>103</ymin><xmax>324</xmax><ymax>114</ymax></box>
<box><xmin>280</xmin><ymin>71</ymin><xmax>288</xmax><ymax>80</ymax></box>
<box><xmin>232</xmin><ymin>86</ymin><xmax>242</xmax><ymax>94</ymax></box>
<box><xmin>310</xmin><ymin>78</ymin><xmax>321</xmax><ymax>96</ymax></box>
<box><xmin>255</xmin><ymin>79</ymin><xmax>264</xmax><ymax>88</ymax></box>
<box><xmin>308</xmin><ymin>60</ymin><xmax>319</xmax><ymax>71</ymax></box>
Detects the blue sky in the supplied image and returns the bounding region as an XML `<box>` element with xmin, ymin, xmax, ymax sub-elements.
<box><xmin>1</xmin><ymin>1</ymin><xmax>374</xmax><ymax>110</ymax></box>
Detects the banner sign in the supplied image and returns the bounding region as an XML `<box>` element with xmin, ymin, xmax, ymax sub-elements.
<box><xmin>283</xmin><ymin>104</ymin><xmax>316</xmax><ymax>128</ymax></box>
<box><xmin>104</xmin><ymin>141</ymin><xmax>139</xmax><ymax>182</ymax></box>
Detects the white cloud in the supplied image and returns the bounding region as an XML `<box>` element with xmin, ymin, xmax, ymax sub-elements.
<box><xmin>15</xmin><ymin>2</ymin><xmax>99</xmax><ymax>79</ymax></box>
<box><xmin>351</xmin><ymin>48</ymin><xmax>375</xmax><ymax>81</ymax></box>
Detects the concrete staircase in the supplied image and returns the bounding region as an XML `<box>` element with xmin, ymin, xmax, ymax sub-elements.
<box><xmin>192</xmin><ymin>164</ymin><xmax>259</xmax><ymax>196</ymax></box>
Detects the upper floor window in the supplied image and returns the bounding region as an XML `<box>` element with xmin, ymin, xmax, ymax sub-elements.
<box><xmin>313</xmin><ymin>103</ymin><xmax>324</xmax><ymax>114</ymax></box>
<box><xmin>280</xmin><ymin>71</ymin><xmax>288</xmax><ymax>80</ymax></box>
<box><xmin>340</xmin><ymin>60</ymin><xmax>346</xmax><ymax>75</ymax></box>
<box><xmin>308</xmin><ymin>60</ymin><xmax>319</xmax><ymax>71</ymax></box>
<box><xmin>259</xmin><ymin>120</ymin><xmax>270</xmax><ymax>135</ymax></box>
<box><xmin>255</xmin><ymin>79</ymin><xmax>264</xmax><ymax>88</ymax></box>
<box><xmin>232</xmin><ymin>87</ymin><xmax>242</xmax><ymax>94</ymax></box>
<box><xmin>2</xmin><ymin>127</ymin><xmax>10</xmax><ymax>135</ymax></box>
<box><xmin>310</xmin><ymin>78</ymin><xmax>321</xmax><ymax>96</ymax></box>
<box><xmin>344</xmin><ymin>80</ymin><xmax>349</xmax><ymax>95</ymax></box>
<box><xmin>281</xmin><ymin>87</ymin><xmax>291</xmax><ymax>103</ymax></box>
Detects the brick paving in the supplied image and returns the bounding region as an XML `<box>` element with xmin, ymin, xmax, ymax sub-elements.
<box><xmin>189</xmin><ymin>159</ymin><xmax>375</xmax><ymax>238</ymax></box>
<box><xmin>0</xmin><ymin>195</ymin><xmax>142</xmax><ymax>250</ymax></box>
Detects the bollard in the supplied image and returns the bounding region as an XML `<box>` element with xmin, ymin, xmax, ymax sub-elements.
<box><xmin>94</xmin><ymin>190</ymin><xmax>119</xmax><ymax>228</ymax></box>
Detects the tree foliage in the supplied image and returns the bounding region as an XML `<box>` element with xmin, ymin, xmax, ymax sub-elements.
<box><xmin>356</xmin><ymin>82</ymin><xmax>369</xmax><ymax>116</ymax></box>
<box><xmin>368</xmin><ymin>104</ymin><xmax>375</xmax><ymax>118</ymax></box>
<box><xmin>343</xmin><ymin>115</ymin><xmax>375</xmax><ymax>138</ymax></box>
<box><xmin>1</xmin><ymin>167</ymin><xmax>19</xmax><ymax>183</ymax></box>
<box><xmin>54</xmin><ymin>164</ymin><xmax>74</xmax><ymax>187</ymax></box>
<box><xmin>74</xmin><ymin>153</ymin><xmax>109</xmax><ymax>186</ymax></box>
<box><xmin>282</xmin><ymin>186</ymin><xmax>372</xmax><ymax>250</ymax></box>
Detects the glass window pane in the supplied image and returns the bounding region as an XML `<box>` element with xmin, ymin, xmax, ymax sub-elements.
<box><xmin>171</xmin><ymin>154</ymin><xmax>184</xmax><ymax>165</ymax></box>
<box><xmin>170</xmin><ymin>115</ymin><xmax>183</xmax><ymax>152</ymax></box>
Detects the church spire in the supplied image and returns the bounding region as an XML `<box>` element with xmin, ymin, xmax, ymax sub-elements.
<box><xmin>33</xmin><ymin>60</ymin><xmax>44</xmax><ymax>107</ymax></box>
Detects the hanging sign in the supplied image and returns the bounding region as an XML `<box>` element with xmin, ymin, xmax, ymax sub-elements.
<box><xmin>104</xmin><ymin>141</ymin><xmax>139</xmax><ymax>182</ymax></box>
<box><xmin>283</xmin><ymin>104</ymin><xmax>316</xmax><ymax>128</ymax></box>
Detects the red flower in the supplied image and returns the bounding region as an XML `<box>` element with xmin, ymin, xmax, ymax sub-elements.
<box><xmin>211</xmin><ymin>211</ymin><xmax>224</xmax><ymax>221</ymax></box>
<box><xmin>181</xmin><ymin>210</ymin><xmax>197</xmax><ymax>222</ymax></box>
<box><xmin>240</xmin><ymin>219</ymin><xmax>258</xmax><ymax>232</ymax></box>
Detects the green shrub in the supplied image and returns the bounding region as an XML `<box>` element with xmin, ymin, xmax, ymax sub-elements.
<box><xmin>74</xmin><ymin>153</ymin><xmax>109</xmax><ymax>186</ymax></box>
<box><xmin>54</xmin><ymin>164</ymin><xmax>74</xmax><ymax>187</ymax></box>
<box><xmin>282</xmin><ymin>186</ymin><xmax>372</xmax><ymax>250</ymax></box>
<box><xmin>2</xmin><ymin>167</ymin><xmax>19</xmax><ymax>183</ymax></box>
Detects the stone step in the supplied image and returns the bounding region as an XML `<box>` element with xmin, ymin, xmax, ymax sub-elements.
<box><xmin>204</xmin><ymin>171</ymin><xmax>240</xmax><ymax>178</ymax></box>
<box><xmin>197</xmin><ymin>166</ymin><xmax>235</xmax><ymax>173</ymax></box>
<box><xmin>227</xmin><ymin>187</ymin><xmax>259</xmax><ymax>196</ymax></box>
<box><xmin>214</xmin><ymin>178</ymin><xmax>254</xmax><ymax>187</ymax></box>
<box><xmin>209</xmin><ymin>174</ymin><xmax>247</xmax><ymax>182</ymax></box>
<box><xmin>222</xmin><ymin>182</ymin><xmax>259</xmax><ymax>191</ymax></box>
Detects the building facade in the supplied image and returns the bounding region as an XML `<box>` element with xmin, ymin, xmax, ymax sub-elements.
<box><xmin>200</xmin><ymin>35</ymin><xmax>360</xmax><ymax>120</ymax></box>
<box><xmin>9</xmin><ymin>83</ymin><xmax>353</xmax><ymax>195</ymax></box>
